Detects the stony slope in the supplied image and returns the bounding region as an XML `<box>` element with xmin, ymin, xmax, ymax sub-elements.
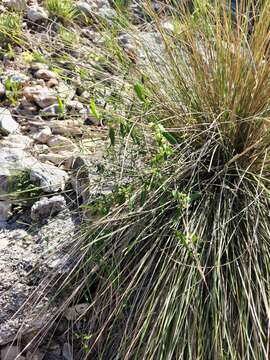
<box><xmin>0</xmin><ymin>0</ymin><xmax>165</xmax><ymax>358</ymax></box>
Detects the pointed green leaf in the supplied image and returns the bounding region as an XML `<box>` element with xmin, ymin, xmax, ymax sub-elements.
<box><xmin>134</xmin><ymin>82</ymin><xmax>145</xmax><ymax>102</ymax></box>
<box><xmin>56</xmin><ymin>96</ymin><xmax>65</xmax><ymax>114</ymax></box>
<box><xmin>90</xmin><ymin>98</ymin><xmax>100</xmax><ymax>119</ymax></box>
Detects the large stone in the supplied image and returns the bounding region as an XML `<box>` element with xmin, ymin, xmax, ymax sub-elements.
<box><xmin>19</xmin><ymin>99</ymin><xmax>38</xmax><ymax>116</ymax></box>
<box><xmin>70</xmin><ymin>153</ymin><xmax>113</xmax><ymax>204</ymax></box>
<box><xmin>31</xmin><ymin>195</ymin><xmax>66</xmax><ymax>222</ymax></box>
<box><xmin>29</xmin><ymin>63</ymin><xmax>48</xmax><ymax>73</ymax></box>
<box><xmin>0</xmin><ymin>215</ymin><xmax>75</xmax><ymax>347</ymax></box>
<box><xmin>38</xmin><ymin>152</ymin><xmax>73</xmax><ymax>167</ymax></box>
<box><xmin>0</xmin><ymin>83</ymin><xmax>5</xmax><ymax>98</ymax></box>
<box><xmin>49</xmin><ymin>120</ymin><xmax>83</xmax><ymax>136</ymax></box>
<box><xmin>9</xmin><ymin>73</ymin><xmax>29</xmax><ymax>85</ymax></box>
<box><xmin>56</xmin><ymin>82</ymin><xmax>75</xmax><ymax>101</ymax></box>
<box><xmin>33</xmin><ymin>127</ymin><xmax>52</xmax><ymax>144</ymax></box>
<box><xmin>33</xmin><ymin>94</ymin><xmax>57</xmax><ymax>109</ymax></box>
<box><xmin>30</xmin><ymin>163</ymin><xmax>68</xmax><ymax>193</ymax></box>
<box><xmin>47</xmin><ymin>135</ymin><xmax>77</xmax><ymax>153</ymax></box>
<box><xmin>76</xmin><ymin>1</ymin><xmax>116</xmax><ymax>23</ymax></box>
<box><xmin>0</xmin><ymin>108</ymin><xmax>19</xmax><ymax>135</ymax></box>
<box><xmin>0</xmin><ymin>134</ymin><xmax>32</xmax><ymax>150</ymax></box>
<box><xmin>40</xmin><ymin>104</ymin><xmax>61</xmax><ymax>117</ymax></box>
<box><xmin>0</xmin><ymin>201</ymin><xmax>11</xmax><ymax>221</ymax></box>
<box><xmin>97</xmin><ymin>6</ymin><xmax>116</xmax><ymax>21</ymax></box>
<box><xmin>76</xmin><ymin>1</ymin><xmax>93</xmax><ymax>17</ymax></box>
<box><xmin>23</xmin><ymin>86</ymin><xmax>58</xmax><ymax>109</ymax></box>
<box><xmin>0</xmin><ymin>147</ymin><xmax>33</xmax><ymax>197</ymax></box>
<box><xmin>22</xmin><ymin>85</ymin><xmax>45</xmax><ymax>102</ymax></box>
<box><xmin>3</xmin><ymin>0</ymin><xmax>26</xmax><ymax>11</ymax></box>
<box><xmin>34</xmin><ymin>69</ymin><xmax>57</xmax><ymax>81</ymax></box>
<box><xmin>64</xmin><ymin>303</ymin><xmax>89</xmax><ymax>321</ymax></box>
<box><xmin>0</xmin><ymin>148</ymin><xmax>69</xmax><ymax>196</ymax></box>
<box><xmin>27</xmin><ymin>6</ymin><xmax>48</xmax><ymax>22</ymax></box>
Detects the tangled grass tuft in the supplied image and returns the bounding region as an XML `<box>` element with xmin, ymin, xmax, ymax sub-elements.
<box><xmin>25</xmin><ymin>1</ymin><xmax>270</xmax><ymax>359</ymax></box>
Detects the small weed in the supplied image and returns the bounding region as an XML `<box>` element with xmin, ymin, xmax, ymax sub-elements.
<box><xmin>22</xmin><ymin>50</ymin><xmax>47</xmax><ymax>64</ymax></box>
<box><xmin>4</xmin><ymin>78</ymin><xmax>20</xmax><ymax>105</ymax></box>
<box><xmin>32</xmin><ymin>50</ymin><xmax>47</xmax><ymax>63</ymax></box>
<box><xmin>78</xmin><ymin>67</ymin><xmax>91</xmax><ymax>81</ymax></box>
<box><xmin>58</xmin><ymin>26</ymin><xmax>79</xmax><ymax>46</ymax></box>
<box><xmin>56</xmin><ymin>96</ymin><xmax>65</xmax><ymax>118</ymax></box>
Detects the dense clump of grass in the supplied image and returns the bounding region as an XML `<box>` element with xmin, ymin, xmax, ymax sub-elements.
<box><xmin>113</xmin><ymin>0</ymin><xmax>131</xmax><ymax>12</ymax></box>
<box><xmin>45</xmin><ymin>0</ymin><xmax>77</xmax><ymax>23</ymax></box>
<box><xmin>0</xmin><ymin>12</ymin><xmax>23</xmax><ymax>46</ymax></box>
<box><xmin>24</xmin><ymin>1</ymin><xmax>270</xmax><ymax>359</ymax></box>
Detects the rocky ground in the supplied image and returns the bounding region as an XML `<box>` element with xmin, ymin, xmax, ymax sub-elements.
<box><xmin>0</xmin><ymin>0</ymin><xmax>169</xmax><ymax>358</ymax></box>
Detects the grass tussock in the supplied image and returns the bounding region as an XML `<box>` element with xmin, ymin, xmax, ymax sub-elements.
<box><xmin>25</xmin><ymin>1</ymin><xmax>270</xmax><ymax>359</ymax></box>
<box><xmin>0</xmin><ymin>12</ymin><xmax>23</xmax><ymax>45</ymax></box>
<box><xmin>45</xmin><ymin>0</ymin><xmax>78</xmax><ymax>23</ymax></box>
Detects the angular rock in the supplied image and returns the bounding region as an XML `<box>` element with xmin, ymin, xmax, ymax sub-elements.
<box><xmin>3</xmin><ymin>0</ymin><xmax>26</xmax><ymax>11</ymax></box>
<box><xmin>0</xmin><ymin>201</ymin><xmax>11</xmax><ymax>221</ymax></box>
<box><xmin>33</xmin><ymin>127</ymin><xmax>52</xmax><ymax>144</ymax></box>
<box><xmin>22</xmin><ymin>85</ymin><xmax>45</xmax><ymax>102</ymax></box>
<box><xmin>34</xmin><ymin>144</ymin><xmax>49</xmax><ymax>154</ymax></box>
<box><xmin>29</xmin><ymin>63</ymin><xmax>49</xmax><ymax>73</ymax></box>
<box><xmin>27</xmin><ymin>6</ymin><xmax>48</xmax><ymax>22</ymax></box>
<box><xmin>0</xmin><ymin>108</ymin><xmax>19</xmax><ymax>135</ymax></box>
<box><xmin>0</xmin><ymin>214</ymin><xmax>76</xmax><ymax>347</ymax></box>
<box><xmin>23</xmin><ymin>86</ymin><xmax>58</xmax><ymax>109</ymax></box>
<box><xmin>30</xmin><ymin>163</ymin><xmax>68</xmax><ymax>193</ymax></box>
<box><xmin>0</xmin><ymin>148</ymin><xmax>33</xmax><ymax>196</ymax></box>
<box><xmin>0</xmin><ymin>148</ymin><xmax>68</xmax><ymax>196</ymax></box>
<box><xmin>83</xmin><ymin>0</ymin><xmax>117</xmax><ymax>21</ymax></box>
<box><xmin>56</xmin><ymin>82</ymin><xmax>75</xmax><ymax>101</ymax></box>
<box><xmin>40</xmin><ymin>104</ymin><xmax>61</xmax><ymax>117</ymax></box>
<box><xmin>47</xmin><ymin>78</ymin><xmax>58</xmax><ymax>88</ymax></box>
<box><xmin>0</xmin><ymin>83</ymin><xmax>5</xmax><ymax>98</ymax></box>
<box><xmin>38</xmin><ymin>152</ymin><xmax>73</xmax><ymax>167</ymax></box>
<box><xmin>0</xmin><ymin>134</ymin><xmax>32</xmax><ymax>150</ymax></box>
<box><xmin>33</xmin><ymin>94</ymin><xmax>57</xmax><ymax>109</ymax></box>
<box><xmin>49</xmin><ymin>120</ymin><xmax>83</xmax><ymax>136</ymax></box>
<box><xmin>97</xmin><ymin>6</ymin><xmax>116</xmax><ymax>21</ymax></box>
<box><xmin>66</xmin><ymin>100</ymin><xmax>84</xmax><ymax>112</ymax></box>
<box><xmin>31</xmin><ymin>195</ymin><xmax>66</xmax><ymax>222</ymax></box>
<box><xmin>34</xmin><ymin>69</ymin><xmax>57</xmax><ymax>81</ymax></box>
<box><xmin>9</xmin><ymin>73</ymin><xmax>29</xmax><ymax>85</ymax></box>
<box><xmin>70</xmin><ymin>153</ymin><xmax>111</xmax><ymax>204</ymax></box>
<box><xmin>47</xmin><ymin>135</ymin><xmax>77</xmax><ymax>153</ymax></box>
<box><xmin>76</xmin><ymin>1</ymin><xmax>93</xmax><ymax>17</ymax></box>
<box><xmin>64</xmin><ymin>303</ymin><xmax>89</xmax><ymax>321</ymax></box>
